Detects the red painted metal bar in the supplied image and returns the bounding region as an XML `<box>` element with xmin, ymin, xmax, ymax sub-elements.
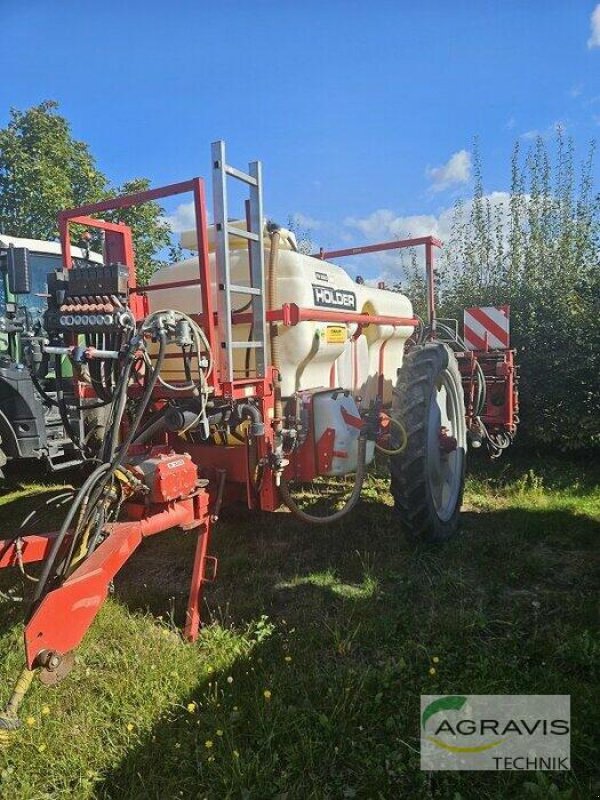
<box><xmin>314</xmin><ymin>235</ymin><xmax>441</xmax><ymax>331</ymax></box>
<box><xmin>57</xmin><ymin>179</ymin><xmax>202</xmax><ymax>219</ymax></box>
<box><xmin>275</xmin><ymin>303</ymin><xmax>418</xmax><ymax>328</ymax></box>
<box><xmin>56</xmin><ymin>176</ymin><xmax>218</xmax><ymax>387</ymax></box>
<box><xmin>425</xmin><ymin>239</ymin><xmax>436</xmax><ymax>330</ymax></box>
<box><xmin>0</xmin><ymin>532</ymin><xmax>62</xmax><ymax>568</ymax></box>
<box><xmin>149</xmin><ymin>304</ymin><xmax>418</xmax><ymax>331</ymax></box>
<box><xmin>314</xmin><ymin>235</ymin><xmax>442</xmax><ymax>260</ymax></box>
<box><xmin>24</xmin><ymin>498</ymin><xmax>205</xmax><ymax>668</ymax></box>
<box><xmin>184</xmin><ymin>521</ymin><xmax>212</xmax><ymax>641</ymax></box>
<box><xmin>62</xmin><ymin>214</ymin><xmax>137</xmax><ymax>283</ymax></box>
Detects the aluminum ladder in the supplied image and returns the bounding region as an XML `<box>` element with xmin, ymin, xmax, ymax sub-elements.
<box><xmin>211</xmin><ymin>140</ymin><xmax>267</xmax><ymax>384</ymax></box>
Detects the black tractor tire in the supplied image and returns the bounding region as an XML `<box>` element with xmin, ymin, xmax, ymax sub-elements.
<box><xmin>390</xmin><ymin>343</ymin><xmax>467</xmax><ymax>543</ymax></box>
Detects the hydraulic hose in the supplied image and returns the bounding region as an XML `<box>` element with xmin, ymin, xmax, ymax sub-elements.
<box><xmin>28</xmin><ymin>462</ymin><xmax>111</xmax><ymax>612</ymax></box>
<box><xmin>113</xmin><ymin>331</ymin><xmax>167</xmax><ymax>468</ymax></box>
<box><xmin>104</xmin><ymin>354</ymin><xmax>136</xmax><ymax>462</ymax></box>
<box><xmin>279</xmin><ymin>435</ymin><xmax>368</xmax><ymax>526</ymax></box>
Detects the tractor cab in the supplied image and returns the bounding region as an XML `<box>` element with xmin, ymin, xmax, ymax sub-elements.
<box><xmin>0</xmin><ymin>235</ymin><xmax>102</xmax><ymax>473</ymax></box>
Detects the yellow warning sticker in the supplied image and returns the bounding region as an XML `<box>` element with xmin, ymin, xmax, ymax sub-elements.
<box><xmin>325</xmin><ymin>325</ymin><xmax>347</xmax><ymax>344</ymax></box>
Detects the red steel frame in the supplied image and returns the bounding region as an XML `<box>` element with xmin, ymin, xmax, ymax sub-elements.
<box><xmin>315</xmin><ymin>235</ymin><xmax>442</xmax><ymax>331</ymax></box>
<box><xmin>0</xmin><ymin>181</ymin><xmax>427</xmax><ymax>672</ymax></box>
<box><xmin>0</xmin><ymin>178</ymin><xmax>514</xmax><ymax>677</ymax></box>
<box><xmin>313</xmin><ymin>236</ymin><xmax>518</xmax><ymax>438</ymax></box>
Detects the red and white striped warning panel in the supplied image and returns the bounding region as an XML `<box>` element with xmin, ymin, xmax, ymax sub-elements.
<box><xmin>463</xmin><ymin>306</ymin><xmax>510</xmax><ymax>350</ymax></box>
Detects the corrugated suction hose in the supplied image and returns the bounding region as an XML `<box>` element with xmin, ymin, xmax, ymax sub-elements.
<box><xmin>279</xmin><ymin>435</ymin><xmax>368</xmax><ymax>526</ymax></box>
<box><xmin>267</xmin><ymin>226</ymin><xmax>283</xmax><ymax>420</ymax></box>
<box><xmin>267</xmin><ymin>226</ymin><xmax>368</xmax><ymax>524</ymax></box>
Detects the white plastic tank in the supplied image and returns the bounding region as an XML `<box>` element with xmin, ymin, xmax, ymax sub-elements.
<box><xmin>147</xmin><ymin>224</ymin><xmax>415</xmax><ymax>405</ymax></box>
<box><xmin>312</xmin><ymin>390</ymin><xmax>376</xmax><ymax>475</ymax></box>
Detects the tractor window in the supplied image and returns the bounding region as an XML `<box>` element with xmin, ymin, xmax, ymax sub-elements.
<box><xmin>19</xmin><ymin>252</ymin><xmax>62</xmax><ymax>312</ymax></box>
<box><xmin>0</xmin><ymin>251</ymin><xmax>63</xmax><ymax>315</ymax></box>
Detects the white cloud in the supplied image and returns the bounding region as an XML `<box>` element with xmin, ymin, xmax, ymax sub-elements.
<box><xmin>520</xmin><ymin>120</ymin><xmax>568</xmax><ymax>140</ymax></box>
<box><xmin>164</xmin><ymin>202</ymin><xmax>197</xmax><ymax>233</ymax></box>
<box><xmin>588</xmin><ymin>4</ymin><xmax>600</xmax><ymax>48</ymax></box>
<box><xmin>426</xmin><ymin>149</ymin><xmax>472</xmax><ymax>192</ymax></box>
<box><xmin>505</xmin><ymin>116</ymin><xmax>516</xmax><ymax>130</ymax></box>
<box><xmin>569</xmin><ymin>84</ymin><xmax>583</xmax><ymax>98</ymax></box>
<box><xmin>344</xmin><ymin>208</ymin><xmax>452</xmax><ymax>242</ymax></box>
<box><xmin>343</xmin><ymin>192</ymin><xmax>513</xmax><ymax>283</ymax></box>
<box><xmin>290</xmin><ymin>212</ymin><xmax>322</xmax><ymax>230</ymax></box>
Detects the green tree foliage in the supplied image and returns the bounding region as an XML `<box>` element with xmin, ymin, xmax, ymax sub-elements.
<box><xmin>102</xmin><ymin>178</ymin><xmax>171</xmax><ymax>285</ymax></box>
<box><xmin>435</xmin><ymin>131</ymin><xmax>600</xmax><ymax>449</ymax></box>
<box><xmin>0</xmin><ymin>101</ymin><xmax>170</xmax><ymax>282</ymax></box>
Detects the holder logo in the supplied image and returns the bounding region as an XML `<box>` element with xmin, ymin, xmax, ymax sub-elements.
<box><xmin>312</xmin><ymin>285</ymin><xmax>356</xmax><ymax>311</ymax></box>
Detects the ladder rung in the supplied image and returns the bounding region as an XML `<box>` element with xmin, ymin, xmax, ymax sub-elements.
<box><xmin>224</xmin><ymin>164</ymin><xmax>258</xmax><ymax>187</ymax></box>
<box><xmin>226</xmin><ymin>224</ymin><xmax>259</xmax><ymax>242</ymax></box>
<box><xmin>229</xmin><ymin>340</ymin><xmax>265</xmax><ymax>349</ymax></box>
<box><xmin>227</xmin><ymin>284</ymin><xmax>261</xmax><ymax>296</ymax></box>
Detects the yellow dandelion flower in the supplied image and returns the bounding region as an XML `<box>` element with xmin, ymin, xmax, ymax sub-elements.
<box><xmin>233</xmin><ymin>750</ymin><xmax>240</xmax><ymax>759</ymax></box>
<box><xmin>216</xmin><ymin>729</ymin><xmax>223</xmax><ymax>737</ymax></box>
<box><xmin>187</xmin><ymin>702</ymin><xmax>197</xmax><ymax>713</ymax></box>
<box><xmin>263</xmin><ymin>689</ymin><xmax>272</xmax><ymax>701</ymax></box>
<box><xmin>432</xmin><ymin>656</ymin><xmax>440</xmax><ymax>664</ymax></box>
<box><xmin>26</xmin><ymin>716</ymin><xmax>35</xmax><ymax>727</ymax></box>
<box><xmin>207</xmin><ymin>666</ymin><xmax>214</xmax><ymax>674</ymax></box>
<box><xmin>205</xmin><ymin>740</ymin><xmax>213</xmax><ymax>749</ymax></box>
<box><xmin>429</xmin><ymin>667</ymin><xmax>436</xmax><ymax>676</ymax></box>
<box><xmin>37</xmin><ymin>744</ymin><xmax>46</xmax><ymax>753</ymax></box>
<box><xmin>233</xmin><ymin>706</ymin><xmax>239</xmax><ymax>712</ymax></box>
<box><xmin>226</xmin><ymin>676</ymin><xmax>233</xmax><ymax>684</ymax></box>
<box><xmin>126</xmin><ymin>723</ymin><xmax>134</xmax><ymax>732</ymax></box>
<box><xmin>284</xmin><ymin>656</ymin><xmax>292</xmax><ymax>663</ymax></box>
<box><xmin>41</xmin><ymin>705</ymin><xmax>50</xmax><ymax>716</ymax></box>
<box><xmin>207</xmin><ymin>755</ymin><xmax>215</xmax><ymax>763</ymax></box>
<box><xmin>175</xmin><ymin>742</ymin><xmax>181</xmax><ymax>749</ymax></box>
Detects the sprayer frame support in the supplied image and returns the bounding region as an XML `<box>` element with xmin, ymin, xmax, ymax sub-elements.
<box><xmin>0</xmin><ymin>150</ymin><xmax>517</xmax><ymax>683</ymax></box>
<box><xmin>0</xmin><ymin>491</ymin><xmax>212</xmax><ymax>669</ymax></box>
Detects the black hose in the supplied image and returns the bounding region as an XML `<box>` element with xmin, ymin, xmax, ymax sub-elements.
<box><xmin>30</xmin><ymin>364</ymin><xmax>111</xmax><ymax>412</ymax></box>
<box><xmin>27</xmin><ymin>463</ymin><xmax>111</xmax><ymax>614</ymax></box>
<box><xmin>112</xmin><ymin>331</ymin><xmax>167</xmax><ymax>469</ymax></box>
<box><xmin>29</xmin><ymin>331</ymin><xmax>170</xmax><ymax>612</ymax></box>
<box><xmin>105</xmin><ymin>358</ymin><xmax>135</xmax><ymax>462</ymax></box>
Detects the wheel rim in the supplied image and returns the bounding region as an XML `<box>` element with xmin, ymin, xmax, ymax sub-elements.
<box><xmin>426</xmin><ymin>370</ymin><xmax>464</xmax><ymax>522</ymax></box>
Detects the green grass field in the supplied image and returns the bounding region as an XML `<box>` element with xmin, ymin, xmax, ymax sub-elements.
<box><xmin>0</xmin><ymin>453</ymin><xmax>598</xmax><ymax>799</ymax></box>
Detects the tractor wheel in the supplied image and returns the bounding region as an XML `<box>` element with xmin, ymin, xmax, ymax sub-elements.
<box><xmin>0</xmin><ymin>435</ymin><xmax>6</xmax><ymax>478</ymax></box>
<box><xmin>389</xmin><ymin>343</ymin><xmax>467</xmax><ymax>542</ymax></box>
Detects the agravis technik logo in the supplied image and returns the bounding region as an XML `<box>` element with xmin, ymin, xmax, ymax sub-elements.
<box><xmin>420</xmin><ymin>695</ymin><xmax>570</xmax><ymax>771</ymax></box>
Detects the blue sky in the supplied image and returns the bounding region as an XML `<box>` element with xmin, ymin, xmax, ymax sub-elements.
<box><xmin>1</xmin><ymin>1</ymin><xmax>599</xmax><ymax>279</ymax></box>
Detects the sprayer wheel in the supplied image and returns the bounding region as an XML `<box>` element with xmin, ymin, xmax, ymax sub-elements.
<box><xmin>389</xmin><ymin>343</ymin><xmax>467</xmax><ymax>542</ymax></box>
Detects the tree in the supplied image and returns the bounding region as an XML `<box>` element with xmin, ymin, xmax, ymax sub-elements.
<box><xmin>436</xmin><ymin>131</ymin><xmax>600</xmax><ymax>450</ymax></box>
<box><xmin>0</xmin><ymin>101</ymin><xmax>170</xmax><ymax>282</ymax></box>
<box><xmin>103</xmin><ymin>178</ymin><xmax>171</xmax><ymax>285</ymax></box>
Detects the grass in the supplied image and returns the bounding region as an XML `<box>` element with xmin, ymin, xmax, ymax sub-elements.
<box><xmin>0</xmin><ymin>452</ymin><xmax>598</xmax><ymax>799</ymax></box>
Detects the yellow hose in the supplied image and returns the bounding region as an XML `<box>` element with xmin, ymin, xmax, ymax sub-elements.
<box><xmin>0</xmin><ymin>666</ymin><xmax>35</xmax><ymax>744</ymax></box>
<box><xmin>267</xmin><ymin>229</ymin><xmax>283</xmax><ymax>421</ymax></box>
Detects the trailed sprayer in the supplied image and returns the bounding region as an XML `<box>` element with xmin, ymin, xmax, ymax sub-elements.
<box><xmin>0</xmin><ymin>142</ymin><xmax>518</xmax><ymax>735</ymax></box>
